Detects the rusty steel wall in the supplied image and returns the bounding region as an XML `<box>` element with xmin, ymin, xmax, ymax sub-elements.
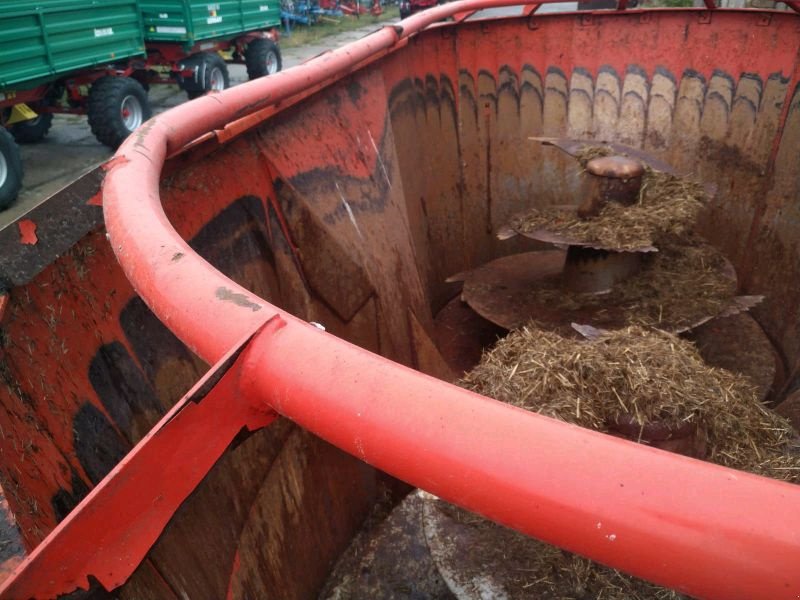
<box><xmin>377</xmin><ymin>10</ymin><xmax>800</xmax><ymax>382</ymax></box>
<box><xmin>0</xmin><ymin>140</ymin><xmax>394</xmax><ymax>596</ymax></box>
<box><xmin>0</xmin><ymin>7</ymin><xmax>798</xmax><ymax>599</ymax></box>
<box><xmin>138</xmin><ymin>12</ymin><xmax>799</xmax><ymax>595</ymax></box>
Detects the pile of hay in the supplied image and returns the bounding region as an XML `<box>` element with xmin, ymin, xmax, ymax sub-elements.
<box><xmin>461</xmin><ymin>324</ymin><xmax>799</xmax><ymax>478</ymax></box>
<box><xmin>609</xmin><ymin>238</ymin><xmax>737</xmax><ymax>331</ymax></box>
<box><xmin>506</xmin><ymin>237</ymin><xmax>739</xmax><ymax>333</ymax></box>
<box><xmin>509</xmin><ymin>168</ymin><xmax>707</xmax><ymax>251</ymax></box>
<box><xmin>573</xmin><ymin>144</ymin><xmax>615</xmax><ymax>166</ymax></box>
<box><xmin>450</xmin><ymin>324</ymin><xmax>798</xmax><ymax>598</ymax></box>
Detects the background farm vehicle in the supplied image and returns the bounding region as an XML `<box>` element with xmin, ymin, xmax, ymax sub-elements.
<box><xmin>0</xmin><ymin>0</ymin><xmax>282</xmax><ymax>209</ymax></box>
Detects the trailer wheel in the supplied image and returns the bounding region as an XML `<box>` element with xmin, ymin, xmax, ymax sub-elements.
<box><xmin>88</xmin><ymin>77</ymin><xmax>152</xmax><ymax>149</ymax></box>
<box><xmin>245</xmin><ymin>39</ymin><xmax>282</xmax><ymax>80</ymax></box>
<box><xmin>10</xmin><ymin>113</ymin><xmax>53</xmax><ymax>144</ymax></box>
<box><xmin>0</xmin><ymin>129</ymin><xmax>23</xmax><ymax>210</ymax></box>
<box><xmin>186</xmin><ymin>53</ymin><xmax>230</xmax><ymax>100</ymax></box>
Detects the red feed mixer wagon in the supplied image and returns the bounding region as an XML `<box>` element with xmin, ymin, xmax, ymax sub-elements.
<box><xmin>0</xmin><ymin>0</ymin><xmax>799</xmax><ymax>598</ymax></box>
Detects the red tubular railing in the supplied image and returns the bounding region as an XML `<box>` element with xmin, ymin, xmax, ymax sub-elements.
<box><xmin>22</xmin><ymin>1</ymin><xmax>800</xmax><ymax>598</ymax></box>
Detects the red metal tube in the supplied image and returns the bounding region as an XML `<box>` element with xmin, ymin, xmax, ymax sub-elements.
<box><xmin>101</xmin><ymin>3</ymin><xmax>800</xmax><ymax>599</ymax></box>
<box><xmin>106</xmin><ymin>0</ymin><xmax>599</xmax><ymax>360</ymax></box>
<box><xmin>242</xmin><ymin>318</ymin><xmax>800</xmax><ymax>600</ymax></box>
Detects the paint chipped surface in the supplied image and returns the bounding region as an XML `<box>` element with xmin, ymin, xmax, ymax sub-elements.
<box><xmin>215</xmin><ymin>287</ymin><xmax>263</xmax><ymax>312</ymax></box>
<box><xmin>354</xmin><ymin>437</ymin><xmax>366</xmax><ymax>461</ymax></box>
<box><xmin>18</xmin><ymin>220</ymin><xmax>37</xmax><ymax>245</ymax></box>
<box><xmin>86</xmin><ymin>193</ymin><xmax>103</xmax><ymax>207</ymax></box>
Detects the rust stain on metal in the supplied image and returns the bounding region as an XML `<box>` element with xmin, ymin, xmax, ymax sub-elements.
<box><xmin>532</xmin><ymin>137</ymin><xmax>679</xmax><ymax>175</ymax></box>
<box><xmin>17</xmin><ymin>221</ymin><xmax>37</xmax><ymax>246</ymax></box>
<box><xmin>0</xmin><ymin>320</ymin><xmax>278</xmax><ymax>599</ymax></box>
<box><xmin>215</xmin><ymin>287</ymin><xmax>263</xmax><ymax>312</ymax></box>
<box><xmin>579</xmin><ymin>156</ymin><xmax>644</xmax><ymax>219</ymax></box>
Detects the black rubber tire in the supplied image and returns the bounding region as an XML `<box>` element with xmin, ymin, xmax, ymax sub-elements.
<box><xmin>245</xmin><ymin>39</ymin><xmax>282</xmax><ymax>80</ymax></box>
<box><xmin>186</xmin><ymin>53</ymin><xmax>230</xmax><ymax>100</ymax></box>
<box><xmin>88</xmin><ymin>76</ymin><xmax>152</xmax><ymax>149</ymax></box>
<box><xmin>10</xmin><ymin>113</ymin><xmax>53</xmax><ymax>144</ymax></box>
<box><xmin>0</xmin><ymin>129</ymin><xmax>23</xmax><ymax>211</ymax></box>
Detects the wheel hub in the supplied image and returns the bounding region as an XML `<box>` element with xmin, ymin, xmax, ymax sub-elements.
<box><xmin>266</xmin><ymin>51</ymin><xmax>278</xmax><ymax>75</ymax></box>
<box><xmin>120</xmin><ymin>95</ymin><xmax>143</xmax><ymax>131</ymax></box>
<box><xmin>0</xmin><ymin>149</ymin><xmax>8</xmax><ymax>189</ymax></box>
<box><xmin>210</xmin><ymin>67</ymin><xmax>225</xmax><ymax>91</ymax></box>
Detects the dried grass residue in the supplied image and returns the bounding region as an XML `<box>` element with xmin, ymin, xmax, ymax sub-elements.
<box><xmin>510</xmin><ymin>167</ymin><xmax>707</xmax><ymax>251</ymax></box>
<box><xmin>610</xmin><ymin>238</ymin><xmax>736</xmax><ymax>330</ymax></box>
<box><xmin>515</xmin><ymin>237</ymin><xmax>738</xmax><ymax>333</ymax></box>
<box><xmin>452</xmin><ymin>324</ymin><xmax>799</xmax><ymax>598</ymax></box>
<box><xmin>573</xmin><ymin>144</ymin><xmax>615</xmax><ymax>166</ymax></box>
<box><xmin>461</xmin><ymin>324</ymin><xmax>799</xmax><ymax>479</ymax></box>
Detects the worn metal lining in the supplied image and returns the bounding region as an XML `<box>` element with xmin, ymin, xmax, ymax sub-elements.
<box><xmin>97</xmin><ymin>4</ymin><xmax>800</xmax><ymax>599</ymax></box>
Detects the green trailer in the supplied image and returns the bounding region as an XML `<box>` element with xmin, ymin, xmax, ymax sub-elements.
<box><xmin>0</xmin><ymin>0</ymin><xmax>152</xmax><ymax>209</ymax></box>
<box><xmin>0</xmin><ymin>0</ymin><xmax>146</xmax><ymax>91</ymax></box>
<box><xmin>140</xmin><ymin>1</ymin><xmax>281</xmax><ymax>48</ymax></box>
<box><xmin>140</xmin><ymin>0</ymin><xmax>283</xmax><ymax>99</ymax></box>
<box><xmin>0</xmin><ymin>0</ymin><xmax>283</xmax><ymax>211</ymax></box>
